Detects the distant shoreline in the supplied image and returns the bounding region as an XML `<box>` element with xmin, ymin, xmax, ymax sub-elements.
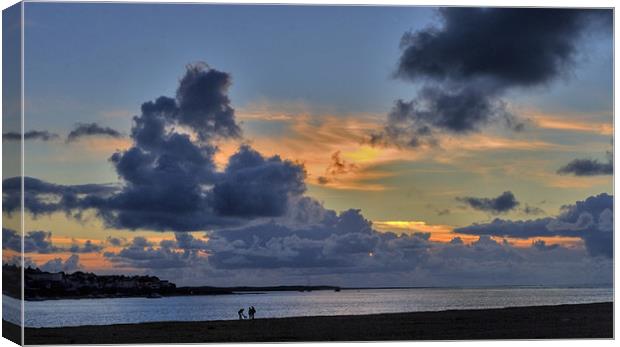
<box><xmin>4</xmin><ymin>285</ymin><xmax>341</xmax><ymax>301</ymax></box>
<box><xmin>6</xmin><ymin>302</ymin><xmax>613</xmax><ymax>344</ymax></box>
<box><xmin>5</xmin><ymin>284</ymin><xmax>613</xmax><ymax>302</ymax></box>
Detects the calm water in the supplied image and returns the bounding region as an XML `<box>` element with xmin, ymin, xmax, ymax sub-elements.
<box><xmin>3</xmin><ymin>287</ymin><xmax>613</xmax><ymax>328</ymax></box>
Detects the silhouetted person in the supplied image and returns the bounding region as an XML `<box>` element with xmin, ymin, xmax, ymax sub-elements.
<box><xmin>238</xmin><ymin>308</ymin><xmax>246</xmax><ymax>320</ymax></box>
<box><xmin>248</xmin><ymin>306</ymin><xmax>256</xmax><ymax>319</ymax></box>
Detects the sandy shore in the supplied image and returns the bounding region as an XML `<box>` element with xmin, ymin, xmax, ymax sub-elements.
<box><xmin>9</xmin><ymin>302</ymin><xmax>613</xmax><ymax>344</ymax></box>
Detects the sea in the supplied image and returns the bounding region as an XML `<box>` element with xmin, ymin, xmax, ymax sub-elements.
<box><xmin>3</xmin><ymin>287</ymin><xmax>613</xmax><ymax>328</ymax></box>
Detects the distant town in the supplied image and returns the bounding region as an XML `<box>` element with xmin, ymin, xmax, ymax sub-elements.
<box><xmin>3</xmin><ymin>264</ymin><xmax>176</xmax><ymax>300</ymax></box>
<box><xmin>2</xmin><ymin>264</ymin><xmax>340</xmax><ymax>300</ymax></box>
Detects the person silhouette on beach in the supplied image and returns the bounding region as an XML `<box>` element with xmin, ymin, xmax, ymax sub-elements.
<box><xmin>248</xmin><ymin>306</ymin><xmax>256</xmax><ymax>320</ymax></box>
<box><xmin>238</xmin><ymin>308</ymin><xmax>246</xmax><ymax>320</ymax></box>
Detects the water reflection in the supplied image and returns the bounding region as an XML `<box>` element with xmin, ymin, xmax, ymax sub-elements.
<box><xmin>8</xmin><ymin>287</ymin><xmax>613</xmax><ymax>328</ymax></box>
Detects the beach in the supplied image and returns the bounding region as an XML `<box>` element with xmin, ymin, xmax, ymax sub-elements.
<box><xmin>11</xmin><ymin>302</ymin><xmax>612</xmax><ymax>344</ymax></box>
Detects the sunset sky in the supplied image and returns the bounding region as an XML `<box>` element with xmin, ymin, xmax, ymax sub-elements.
<box><xmin>3</xmin><ymin>4</ymin><xmax>613</xmax><ymax>287</ymax></box>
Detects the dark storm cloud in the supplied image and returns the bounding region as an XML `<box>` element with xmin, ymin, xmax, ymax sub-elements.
<box><xmin>94</xmin><ymin>64</ymin><xmax>304</xmax><ymax>231</ymax></box>
<box><xmin>175</xmin><ymin>63</ymin><xmax>241</xmax><ymax>141</ymax></box>
<box><xmin>213</xmin><ymin>145</ymin><xmax>306</xmax><ymax>217</ymax></box>
<box><xmin>7</xmin><ymin>64</ymin><xmax>305</xmax><ymax>232</ymax></box>
<box><xmin>373</xmin><ymin>8</ymin><xmax>610</xmax><ymax>147</ymax></box>
<box><xmin>97</xmin><ymin>142</ymin><xmax>304</xmax><ymax>231</ymax></box>
<box><xmin>128</xmin><ymin>63</ymin><xmax>240</xmax><ymax>143</ymax></box>
<box><xmin>66</xmin><ymin>123</ymin><xmax>122</xmax><ymax>142</ymax></box>
<box><xmin>557</xmin><ymin>155</ymin><xmax>613</xmax><ymax>176</ymax></box>
<box><xmin>118</xmin><ymin>63</ymin><xmax>241</xmax><ymax>145</ymax></box>
<box><xmin>457</xmin><ymin>191</ymin><xmax>519</xmax><ymax>214</ymax></box>
<box><xmin>100</xmin><ymin>125</ymin><xmax>222</xmax><ymax>231</ymax></box>
<box><xmin>395</xmin><ymin>8</ymin><xmax>607</xmax><ymax>87</ymax></box>
<box><xmin>3</xmin><ymin>130</ymin><xmax>59</xmax><ymax>141</ymax></box>
<box><xmin>455</xmin><ymin>193</ymin><xmax>613</xmax><ymax>257</ymax></box>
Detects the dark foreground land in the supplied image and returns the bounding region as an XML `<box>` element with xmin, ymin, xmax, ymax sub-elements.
<box><xmin>10</xmin><ymin>302</ymin><xmax>613</xmax><ymax>344</ymax></box>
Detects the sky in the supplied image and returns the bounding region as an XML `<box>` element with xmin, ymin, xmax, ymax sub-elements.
<box><xmin>2</xmin><ymin>4</ymin><xmax>614</xmax><ymax>287</ymax></box>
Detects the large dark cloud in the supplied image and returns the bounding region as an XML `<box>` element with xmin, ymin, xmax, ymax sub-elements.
<box><xmin>175</xmin><ymin>63</ymin><xmax>241</xmax><ymax>141</ymax></box>
<box><xmin>395</xmin><ymin>8</ymin><xmax>607</xmax><ymax>86</ymax></box>
<box><xmin>457</xmin><ymin>191</ymin><xmax>519</xmax><ymax>214</ymax></box>
<box><xmin>557</xmin><ymin>153</ymin><xmax>613</xmax><ymax>176</ymax></box>
<box><xmin>98</xmin><ymin>123</ymin><xmax>222</xmax><ymax>231</ymax></box>
<box><xmin>373</xmin><ymin>8</ymin><xmax>611</xmax><ymax>147</ymax></box>
<box><xmin>92</xmin><ymin>64</ymin><xmax>304</xmax><ymax>231</ymax></box>
<box><xmin>455</xmin><ymin>193</ymin><xmax>613</xmax><ymax>258</ymax></box>
<box><xmin>118</xmin><ymin>63</ymin><xmax>240</xmax><ymax>143</ymax></box>
<box><xmin>213</xmin><ymin>145</ymin><xmax>306</xmax><ymax>217</ymax></box>
<box><xmin>3</xmin><ymin>130</ymin><xmax>59</xmax><ymax>141</ymax></box>
<box><xmin>66</xmin><ymin>123</ymin><xmax>122</xmax><ymax>142</ymax></box>
<box><xmin>5</xmin><ymin>63</ymin><xmax>305</xmax><ymax>232</ymax></box>
<box><xmin>96</xmin><ymin>142</ymin><xmax>304</xmax><ymax>230</ymax></box>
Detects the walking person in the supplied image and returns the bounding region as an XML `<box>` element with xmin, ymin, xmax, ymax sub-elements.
<box><xmin>238</xmin><ymin>308</ymin><xmax>246</xmax><ymax>320</ymax></box>
<box><xmin>248</xmin><ymin>306</ymin><xmax>256</xmax><ymax>320</ymax></box>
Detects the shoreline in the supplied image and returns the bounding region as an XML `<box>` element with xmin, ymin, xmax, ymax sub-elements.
<box><xmin>6</xmin><ymin>284</ymin><xmax>613</xmax><ymax>302</ymax></box>
<box><xmin>5</xmin><ymin>285</ymin><xmax>341</xmax><ymax>302</ymax></box>
<box><xmin>10</xmin><ymin>302</ymin><xmax>613</xmax><ymax>344</ymax></box>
